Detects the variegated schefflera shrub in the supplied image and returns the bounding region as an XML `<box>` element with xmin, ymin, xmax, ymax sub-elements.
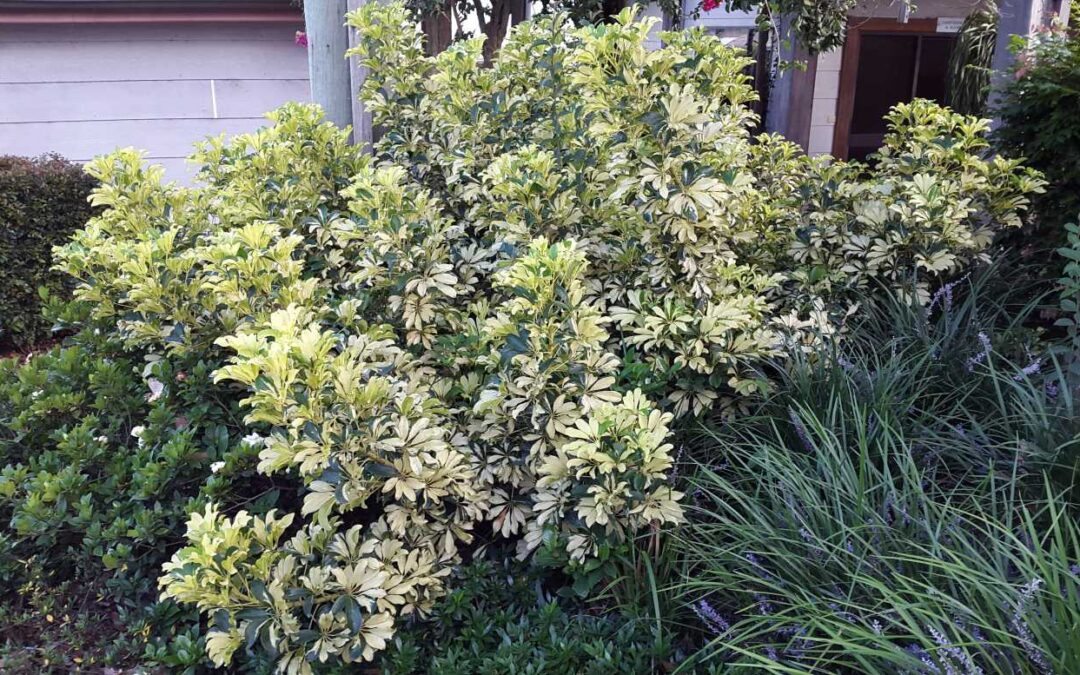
<box><xmin>350</xmin><ymin>3</ymin><xmax>1044</xmax><ymax>415</ymax></box>
<box><xmin>48</xmin><ymin>5</ymin><xmax>1044</xmax><ymax>672</ymax></box>
<box><xmin>155</xmin><ymin>240</ymin><xmax>682</xmax><ymax>672</ymax></box>
<box><xmin>54</xmin><ymin>106</ymin><xmax>366</xmax><ymax>356</ymax></box>
<box><xmin>55</xmin><ymin>115</ymin><xmax>683</xmax><ymax>671</ymax></box>
<box><xmin>470</xmin><ymin>239</ymin><xmax>683</xmax><ymax>562</ymax></box>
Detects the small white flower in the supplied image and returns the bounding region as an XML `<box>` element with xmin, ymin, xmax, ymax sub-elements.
<box><xmin>130</xmin><ymin>425</ymin><xmax>145</xmax><ymax>438</ymax></box>
<box><xmin>31</xmin><ymin>390</ymin><xmax>42</xmax><ymax>400</ymax></box>
<box><xmin>210</xmin><ymin>461</ymin><xmax>226</xmax><ymax>474</ymax></box>
<box><xmin>242</xmin><ymin>432</ymin><xmax>265</xmax><ymax>447</ymax></box>
<box><xmin>146</xmin><ymin>378</ymin><xmax>165</xmax><ymax>402</ymax></box>
<box><xmin>94</xmin><ymin>435</ymin><xmax>108</xmax><ymax>443</ymax></box>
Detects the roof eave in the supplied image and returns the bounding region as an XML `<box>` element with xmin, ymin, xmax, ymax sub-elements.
<box><xmin>0</xmin><ymin>0</ymin><xmax>302</xmax><ymax>23</ymax></box>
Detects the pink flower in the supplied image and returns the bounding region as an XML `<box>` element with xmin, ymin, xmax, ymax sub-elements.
<box><xmin>702</xmin><ymin>0</ymin><xmax>720</xmax><ymax>10</ymax></box>
<box><xmin>295</xmin><ymin>31</ymin><xmax>308</xmax><ymax>47</ymax></box>
<box><xmin>1014</xmin><ymin>53</ymin><xmax>1031</xmax><ymax>79</ymax></box>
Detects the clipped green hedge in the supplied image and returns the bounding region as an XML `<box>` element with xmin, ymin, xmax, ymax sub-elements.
<box><xmin>0</xmin><ymin>155</ymin><xmax>95</xmax><ymax>350</ymax></box>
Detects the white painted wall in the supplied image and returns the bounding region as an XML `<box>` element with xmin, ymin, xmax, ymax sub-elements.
<box><xmin>808</xmin><ymin>47</ymin><xmax>842</xmax><ymax>155</ymax></box>
<box><xmin>0</xmin><ymin>21</ymin><xmax>309</xmax><ymax>182</ymax></box>
<box><xmin>642</xmin><ymin>1</ymin><xmax>666</xmax><ymax>50</ymax></box>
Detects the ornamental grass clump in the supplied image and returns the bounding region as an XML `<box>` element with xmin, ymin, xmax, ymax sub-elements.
<box><xmin>678</xmin><ymin>408</ymin><xmax>1080</xmax><ymax>674</ymax></box>
<box><xmin>13</xmin><ymin>4</ymin><xmax>1044</xmax><ymax>671</ymax></box>
<box><xmin>675</xmin><ymin>277</ymin><xmax>1080</xmax><ymax>673</ymax></box>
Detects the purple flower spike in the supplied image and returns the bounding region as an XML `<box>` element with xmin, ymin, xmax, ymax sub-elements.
<box><xmin>965</xmin><ymin>332</ymin><xmax>992</xmax><ymax>372</ymax></box>
<box><xmin>788</xmin><ymin>407</ymin><xmax>814</xmax><ymax>452</ymax></box>
<box><xmin>1014</xmin><ymin>358</ymin><xmax>1043</xmax><ymax>381</ymax></box>
<box><xmin>927</xmin><ymin>274</ymin><xmax>969</xmax><ymax>318</ymax></box>
<box><xmin>694</xmin><ymin>599</ymin><xmax>731</xmax><ymax>637</ymax></box>
<box><xmin>1010</xmin><ymin>578</ymin><xmax>1053</xmax><ymax>674</ymax></box>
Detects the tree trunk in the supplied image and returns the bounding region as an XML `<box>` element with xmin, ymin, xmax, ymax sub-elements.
<box><xmin>508</xmin><ymin>0</ymin><xmax>527</xmax><ymax>26</ymax></box>
<box><xmin>482</xmin><ymin>0</ymin><xmax>511</xmax><ymax>65</ymax></box>
<box><xmin>422</xmin><ymin>0</ymin><xmax>454</xmax><ymax>55</ymax></box>
<box><xmin>752</xmin><ymin>28</ymin><xmax>771</xmax><ymax>134</ymax></box>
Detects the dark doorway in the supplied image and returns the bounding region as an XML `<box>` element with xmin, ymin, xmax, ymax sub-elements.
<box><xmin>835</xmin><ymin>22</ymin><xmax>957</xmax><ymax>160</ymax></box>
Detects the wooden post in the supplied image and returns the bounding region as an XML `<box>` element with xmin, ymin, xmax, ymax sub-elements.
<box><xmin>989</xmin><ymin>0</ymin><xmax>1040</xmax><ymax>126</ymax></box>
<box><xmin>346</xmin><ymin>0</ymin><xmax>374</xmax><ymax>150</ymax></box>
<box><xmin>304</xmin><ymin>0</ymin><xmax>354</xmax><ymax>133</ymax></box>
<box><xmin>764</xmin><ymin>16</ymin><xmax>794</xmax><ymax>137</ymax></box>
<box><xmin>991</xmin><ymin>0</ymin><xmax>1040</xmax><ymax>75</ymax></box>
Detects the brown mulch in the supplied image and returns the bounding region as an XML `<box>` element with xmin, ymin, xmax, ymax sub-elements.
<box><xmin>0</xmin><ymin>336</ymin><xmax>65</xmax><ymax>364</ymax></box>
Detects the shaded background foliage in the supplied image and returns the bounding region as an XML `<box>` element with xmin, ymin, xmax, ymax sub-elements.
<box><xmin>994</xmin><ymin>27</ymin><xmax>1080</xmax><ymax>239</ymax></box>
<box><xmin>946</xmin><ymin>7</ymin><xmax>998</xmax><ymax>117</ymax></box>
<box><xmin>0</xmin><ymin>155</ymin><xmax>95</xmax><ymax>350</ymax></box>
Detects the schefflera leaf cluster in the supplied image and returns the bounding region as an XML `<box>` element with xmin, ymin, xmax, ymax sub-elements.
<box><xmin>81</xmin><ymin>150</ymin><xmax>686</xmax><ymax>670</ymax></box>
<box><xmin>50</xmin><ymin>4</ymin><xmax>1043</xmax><ymax>672</ymax></box>
<box><xmin>154</xmin><ymin>240</ymin><xmax>682</xmax><ymax>673</ymax></box>
<box><xmin>349</xmin><ymin>3</ymin><xmax>1043</xmax><ymax>417</ymax></box>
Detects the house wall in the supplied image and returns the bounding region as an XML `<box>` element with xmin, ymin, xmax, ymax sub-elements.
<box><xmin>642</xmin><ymin>1</ymin><xmax>758</xmax><ymax>50</ymax></box>
<box><xmin>807</xmin><ymin>47</ymin><xmax>842</xmax><ymax>155</ymax></box>
<box><xmin>642</xmin><ymin>2</ymin><xmax>666</xmax><ymax>50</ymax></box>
<box><xmin>849</xmin><ymin>0</ymin><xmax>989</xmax><ymax>19</ymax></box>
<box><xmin>682</xmin><ymin>1</ymin><xmax>757</xmax><ymax>33</ymax></box>
<box><xmin>0</xmin><ymin>20</ymin><xmax>309</xmax><ymax>181</ymax></box>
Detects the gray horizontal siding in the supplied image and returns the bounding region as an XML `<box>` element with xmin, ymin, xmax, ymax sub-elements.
<box><xmin>0</xmin><ymin>38</ymin><xmax>309</xmax><ymax>82</ymax></box>
<box><xmin>0</xmin><ymin>20</ymin><xmax>310</xmax><ymax>182</ymax></box>
<box><xmin>0</xmin><ymin>117</ymin><xmax>273</xmax><ymax>160</ymax></box>
<box><xmin>0</xmin><ymin>79</ymin><xmax>310</xmax><ymax>122</ymax></box>
<box><xmin>149</xmin><ymin>157</ymin><xmax>200</xmax><ymax>183</ymax></box>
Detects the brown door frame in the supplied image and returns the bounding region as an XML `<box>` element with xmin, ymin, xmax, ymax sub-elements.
<box><xmin>832</xmin><ymin>17</ymin><xmax>939</xmax><ymax>159</ymax></box>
